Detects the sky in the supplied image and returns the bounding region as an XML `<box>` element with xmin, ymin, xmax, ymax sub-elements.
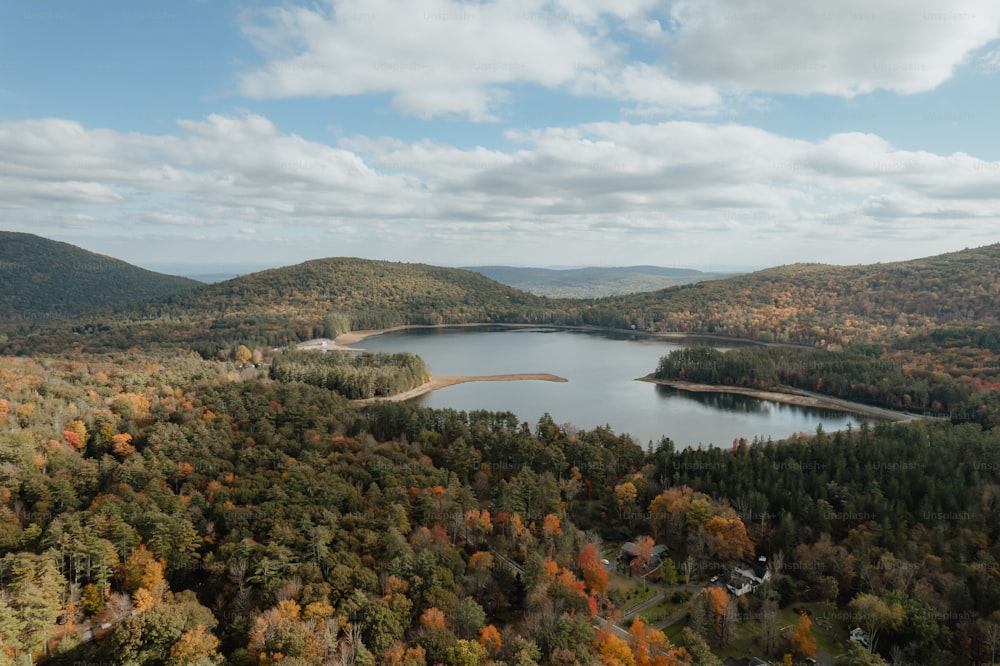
<box><xmin>1</xmin><ymin>0</ymin><xmax>1000</xmax><ymax>273</ymax></box>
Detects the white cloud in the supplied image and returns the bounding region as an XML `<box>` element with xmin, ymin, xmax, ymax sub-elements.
<box><xmin>2</xmin><ymin>114</ymin><xmax>999</xmax><ymax>266</ymax></box>
<box><xmin>979</xmin><ymin>47</ymin><xmax>1000</xmax><ymax>72</ymax></box>
<box><xmin>237</xmin><ymin>0</ymin><xmax>720</xmax><ymax>119</ymax></box>
<box><xmin>669</xmin><ymin>0</ymin><xmax>1000</xmax><ymax>96</ymax></box>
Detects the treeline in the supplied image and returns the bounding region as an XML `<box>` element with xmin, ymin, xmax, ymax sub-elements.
<box><xmin>655</xmin><ymin>347</ymin><xmax>778</xmax><ymax>388</ymax></box>
<box><xmin>656</xmin><ymin>346</ymin><xmax>999</xmax><ymax>427</ymax></box>
<box><xmin>270</xmin><ymin>349</ymin><xmax>430</xmax><ymax>399</ymax></box>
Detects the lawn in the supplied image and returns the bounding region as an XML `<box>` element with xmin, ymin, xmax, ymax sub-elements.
<box><xmin>608</xmin><ymin>571</ymin><xmax>658</xmax><ymax>611</ymax></box>
<box><xmin>661</xmin><ymin>598</ymin><xmax>847</xmax><ymax>663</ymax></box>
<box><xmin>637</xmin><ymin>597</ymin><xmax>688</xmax><ymax>626</ymax></box>
<box><xmin>783</xmin><ymin>601</ymin><xmax>846</xmax><ymax>657</ymax></box>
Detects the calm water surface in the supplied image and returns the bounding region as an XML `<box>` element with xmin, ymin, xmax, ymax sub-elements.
<box><xmin>359</xmin><ymin>327</ymin><xmax>861</xmax><ymax>448</ymax></box>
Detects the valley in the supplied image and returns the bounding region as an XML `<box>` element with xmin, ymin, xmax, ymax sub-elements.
<box><xmin>0</xmin><ymin>233</ymin><xmax>998</xmax><ymax>666</ymax></box>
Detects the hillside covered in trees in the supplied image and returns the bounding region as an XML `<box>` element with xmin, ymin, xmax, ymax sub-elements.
<box><xmin>4</xmin><ymin>237</ymin><xmax>1000</xmax><ymax>358</ymax></box>
<box><xmin>592</xmin><ymin>243</ymin><xmax>1000</xmax><ymax>347</ymax></box>
<box><xmin>0</xmin><ymin>350</ymin><xmax>998</xmax><ymax>665</ymax></box>
<box><xmin>3</xmin><ymin>235</ymin><xmax>1000</xmax><ymax>423</ymax></box>
<box><xmin>0</xmin><ymin>257</ymin><xmax>553</xmax><ymax>355</ymax></box>
<box><xmin>0</xmin><ymin>232</ymin><xmax>199</xmax><ymax>320</ymax></box>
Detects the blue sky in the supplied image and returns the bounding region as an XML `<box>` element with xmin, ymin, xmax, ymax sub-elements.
<box><xmin>2</xmin><ymin>0</ymin><xmax>999</xmax><ymax>272</ymax></box>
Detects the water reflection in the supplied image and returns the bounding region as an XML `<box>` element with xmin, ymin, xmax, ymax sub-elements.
<box><xmin>654</xmin><ymin>384</ymin><xmax>772</xmax><ymax>414</ymax></box>
<box><xmin>361</xmin><ymin>327</ymin><xmax>863</xmax><ymax>447</ymax></box>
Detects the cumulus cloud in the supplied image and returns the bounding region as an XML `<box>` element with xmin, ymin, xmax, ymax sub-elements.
<box><xmin>237</xmin><ymin>0</ymin><xmax>719</xmax><ymax>119</ymax></box>
<box><xmin>669</xmin><ymin>0</ymin><xmax>1000</xmax><ymax>96</ymax></box>
<box><xmin>2</xmin><ymin>113</ymin><xmax>999</xmax><ymax>265</ymax></box>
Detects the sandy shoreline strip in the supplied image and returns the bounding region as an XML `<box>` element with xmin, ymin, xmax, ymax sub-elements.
<box><xmin>334</xmin><ymin>323</ymin><xmax>547</xmax><ymax>347</ymax></box>
<box><xmin>353</xmin><ymin>373</ymin><xmax>567</xmax><ymax>405</ymax></box>
<box><xmin>638</xmin><ymin>375</ymin><xmax>930</xmax><ymax>422</ymax></box>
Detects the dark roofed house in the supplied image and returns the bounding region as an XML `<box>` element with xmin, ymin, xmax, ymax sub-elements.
<box><xmin>619</xmin><ymin>541</ymin><xmax>669</xmax><ymax>566</ymax></box>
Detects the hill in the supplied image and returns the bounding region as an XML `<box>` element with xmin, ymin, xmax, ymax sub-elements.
<box><xmin>0</xmin><ymin>231</ymin><xmax>199</xmax><ymax>320</ymax></box>
<box><xmin>5</xmin><ymin>239</ymin><xmax>1000</xmax><ymax>362</ymax></box>
<box><xmin>3</xmin><ymin>257</ymin><xmax>554</xmax><ymax>354</ymax></box>
<box><xmin>586</xmin><ymin>244</ymin><xmax>1000</xmax><ymax>347</ymax></box>
<box><xmin>465</xmin><ymin>265</ymin><xmax>731</xmax><ymax>298</ymax></box>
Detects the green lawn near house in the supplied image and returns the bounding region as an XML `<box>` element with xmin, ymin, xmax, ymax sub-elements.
<box><xmin>608</xmin><ymin>571</ymin><xmax>658</xmax><ymax>611</ymax></box>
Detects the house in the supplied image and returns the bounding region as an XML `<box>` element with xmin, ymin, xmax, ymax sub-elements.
<box><xmin>619</xmin><ymin>541</ymin><xmax>669</xmax><ymax>568</ymax></box>
<box><xmin>849</xmin><ymin>627</ymin><xmax>870</xmax><ymax>648</ymax></box>
<box><xmin>726</xmin><ymin>556</ymin><xmax>771</xmax><ymax>597</ymax></box>
<box><xmin>734</xmin><ymin>556</ymin><xmax>771</xmax><ymax>586</ymax></box>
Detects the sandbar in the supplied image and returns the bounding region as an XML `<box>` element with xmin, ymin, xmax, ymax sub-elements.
<box><xmin>353</xmin><ymin>373</ymin><xmax>567</xmax><ymax>405</ymax></box>
<box><xmin>638</xmin><ymin>375</ymin><xmax>931</xmax><ymax>422</ymax></box>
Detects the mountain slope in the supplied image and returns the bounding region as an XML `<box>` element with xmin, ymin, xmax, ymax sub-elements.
<box><xmin>466</xmin><ymin>265</ymin><xmax>731</xmax><ymax>298</ymax></box>
<box><xmin>590</xmin><ymin>244</ymin><xmax>1000</xmax><ymax>346</ymax></box>
<box><xmin>0</xmin><ymin>231</ymin><xmax>200</xmax><ymax>319</ymax></box>
<box><xmin>6</xmin><ymin>257</ymin><xmax>553</xmax><ymax>353</ymax></box>
<box><xmin>5</xmin><ymin>238</ymin><xmax>1000</xmax><ymax>356</ymax></box>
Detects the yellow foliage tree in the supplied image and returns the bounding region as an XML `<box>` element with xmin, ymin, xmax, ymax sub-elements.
<box><xmin>596</xmin><ymin>628</ymin><xmax>637</xmax><ymax>666</ymax></box>
<box><xmin>112</xmin><ymin>433</ymin><xmax>136</xmax><ymax>457</ymax></box>
<box><xmin>168</xmin><ymin>624</ymin><xmax>221</xmax><ymax>665</ymax></box>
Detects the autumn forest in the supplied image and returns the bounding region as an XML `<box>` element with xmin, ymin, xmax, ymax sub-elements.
<box><xmin>1</xmin><ymin>232</ymin><xmax>999</xmax><ymax>666</ymax></box>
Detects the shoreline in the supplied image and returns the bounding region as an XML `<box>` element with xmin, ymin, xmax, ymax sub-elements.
<box><xmin>333</xmin><ymin>322</ymin><xmax>553</xmax><ymax>347</ymax></box>
<box><xmin>638</xmin><ymin>375</ymin><xmax>931</xmax><ymax>423</ymax></box>
<box><xmin>324</xmin><ymin>325</ymin><xmax>934</xmax><ymax>422</ymax></box>
<box><xmin>332</xmin><ymin>322</ymin><xmax>814</xmax><ymax>351</ymax></box>
<box><xmin>352</xmin><ymin>373</ymin><xmax>567</xmax><ymax>405</ymax></box>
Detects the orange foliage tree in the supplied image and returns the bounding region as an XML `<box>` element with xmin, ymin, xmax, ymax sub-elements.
<box><xmin>479</xmin><ymin>624</ymin><xmax>503</xmax><ymax>654</ymax></box>
<box><xmin>420</xmin><ymin>607</ymin><xmax>447</xmax><ymax>631</ymax></box>
<box><xmin>628</xmin><ymin>618</ymin><xmax>692</xmax><ymax>666</ymax></box>
<box><xmin>629</xmin><ymin>536</ymin><xmax>656</xmax><ymax>575</ymax></box>
<box><xmin>703</xmin><ymin>516</ymin><xmax>754</xmax><ymax>561</ymax></box>
<box><xmin>789</xmin><ymin>612</ymin><xmax>817</xmax><ymax>660</ymax></box>
<box><xmin>596</xmin><ymin>628</ymin><xmax>636</xmax><ymax>666</ymax></box>
<box><xmin>578</xmin><ymin>543</ymin><xmax>609</xmax><ymax>595</ymax></box>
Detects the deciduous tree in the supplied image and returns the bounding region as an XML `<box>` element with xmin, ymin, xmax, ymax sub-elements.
<box><xmin>789</xmin><ymin>613</ymin><xmax>817</xmax><ymax>661</ymax></box>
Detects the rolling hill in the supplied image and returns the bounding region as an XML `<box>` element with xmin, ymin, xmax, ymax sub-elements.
<box><xmin>0</xmin><ymin>231</ymin><xmax>200</xmax><ymax>319</ymax></box>
<box><xmin>2</xmin><ymin>256</ymin><xmax>555</xmax><ymax>353</ymax></box>
<box><xmin>3</xmin><ymin>235</ymin><xmax>1000</xmax><ymax>359</ymax></box>
<box><xmin>465</xmin><ymin>265</ymin><xmax>731</xmax><ymax>298</ymax></box>
<box><xmin>589</xmin><ymin>244</ymin><xmax>1000</xmax><ymax>347</ymax></box>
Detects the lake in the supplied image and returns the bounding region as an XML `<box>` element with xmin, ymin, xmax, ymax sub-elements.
<box><xmin>358</xmin><ymin>326</ymin><xmax>862</xmax><ymax>448</ymax></box>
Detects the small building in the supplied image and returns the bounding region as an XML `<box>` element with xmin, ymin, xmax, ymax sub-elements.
<box><xmin>726</xmin><ymin>578</ymin><xmax>754</xmax><ymax>596</ymax></box>
<box><xmin>727</xmin><ymin>556</ymin><xmax>771</xmax><ymax>596</ymax></box>
<box><xmin>619</xmin><ymin>541</ymin><xmax>669</xmax><ymax>569</ymax></box>
<box><xmin>849</xmin><ymin>627</ymin><xmax>870</xmax><ymax>648</ymax></box>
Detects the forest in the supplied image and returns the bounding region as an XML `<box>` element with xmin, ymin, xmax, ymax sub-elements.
<box><xmin>655</xmin><ymin>346</ymin><xmax>1000</xmax><ymax>428</ymax></box>
<box><xmin>4</xmin><ymin>239</ymin><xmax>1000</xmax><ymax>433</ymax></box>
<box><xmin>269</xmin><ymin>350</ymin><xmax>430</xmax><ymax>399</ymax></box>
<box><xmin>0</xmin><ymin>348</ymin><xmax>998</xmax><ymax>665</ymax></box>
<box><xmin>3</xmin><ymin>235</ymin><xmax>1000</xmax><ymax>665</ymax></box>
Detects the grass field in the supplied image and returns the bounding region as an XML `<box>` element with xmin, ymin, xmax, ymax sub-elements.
<box><xmin>608</xmin><ymin>571</ymin><xmax>659</xmax><ymax>611</ymax></box>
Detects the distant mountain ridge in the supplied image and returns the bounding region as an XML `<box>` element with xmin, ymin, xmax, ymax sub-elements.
<box><xmin>466</xmin><ymin>265</ymin><xmax>731</xmax><ymax>298</ymax></box>
<box><xmin>0</xmin><ymin>231</ymin><xmax>200</xmax><ymax>319</ymax></box>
